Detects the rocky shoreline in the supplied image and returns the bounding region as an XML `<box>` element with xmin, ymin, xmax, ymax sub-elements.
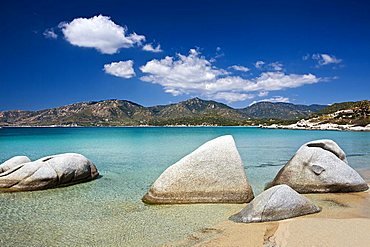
<box><xmin>260</xmin><ymin>119</ymin><xmax>370</xmax><ymax>132</ymax></box>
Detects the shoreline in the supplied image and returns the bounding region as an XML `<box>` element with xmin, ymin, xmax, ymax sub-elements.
<box><xmin>0</xmin><ymin>125</ymin><xmax>258</xmax><ymax>128</ymax></box>
<box><xmin>1</xmin><ymin>124</ymin><xmax>370</xmax><ymax>132</ymax></box>
<box><xmin>168</xmin><ymin>188</ymin><xmax>370</xmax><ymax>247</ymax></box>
<box><xmin>260</xmin><ymin>122</ymin><xmax>370</xmax><ymax>132</ymax></box>
<box><xmin>168</xmin><ymin>169</ymin><xmax>370</xmax><ymax>246</ymax></box>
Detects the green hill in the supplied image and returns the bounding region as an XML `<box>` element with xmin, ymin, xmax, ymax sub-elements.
<box><xmin>0</xmin><ymin>98</ymin><xmax>348</xmax><ymax>127</ymax></box>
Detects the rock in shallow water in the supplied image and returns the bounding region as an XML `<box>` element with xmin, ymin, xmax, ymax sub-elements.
<box><xmin>142</xmin><ymin>135</ymin><xmax>254</xmax><ymax>204</ymax></box>
<box><xmin>267</xmin><ymin>139</ymin><xmax>368</xmax><ymax>193</ymax></box>
<box><xmin>0</xmin><ymin>156</ymin><xmax>31</xmax><ymax>173</ymax></box>
<box><xmin>230</xmin><ymin>185</ymin><xmax>321</xmax><ymax>223</ymax></box>
<box><xmin>0</xmin><ymin>153</ymin><xmax>99</xmax><ymax>192</ymax></box>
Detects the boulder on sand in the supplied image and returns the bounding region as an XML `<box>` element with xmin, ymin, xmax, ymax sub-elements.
<box><xmin>0</xmin><ymin>153</ymin><xmax>99</xmax><ymax>192</ymax></box>
<box><xmin>267</xmin><ymin>139</ymin><xmax>368</xmax><ymax>193</ymax></box>
<box><xmin>230</xmin><ymin>185</ymin><xmax>321</xmax><ymax>223</ymax></box>
<box><xmin>142</xmin><ymin>135</ymin><xmax>254</xmax><ymax>204</ymax></box>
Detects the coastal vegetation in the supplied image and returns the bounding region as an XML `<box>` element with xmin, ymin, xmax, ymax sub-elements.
<box><xmin>308</xmin><ymin>100</ymin><xmax>370</xmax><ymax>127</ymax></box>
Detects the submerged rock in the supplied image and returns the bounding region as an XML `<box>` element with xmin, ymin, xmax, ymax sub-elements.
<box><xmin>142</xmin><ymin>135</ymin><xmax>254</xmax><ymax>204</ymax></box>
<box><xmin>0</xmin><ymin>153</ymin><xmax>99</xmax><ymax>191</ymax></box>
<box><xmin>230</xmin><ymin>185</ymin><xmax>321</xmax><ymax>223</ymax></box>
<box><xmin>267</xmin><ymin>139</ymin><xmax>368</xmax><ymax>193</ymax></box>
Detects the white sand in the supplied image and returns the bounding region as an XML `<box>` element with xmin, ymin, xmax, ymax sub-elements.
<box><xmin>167</xmin><ymin>186</ymin><xmax>370</xmax><ymax>247</ymax></box>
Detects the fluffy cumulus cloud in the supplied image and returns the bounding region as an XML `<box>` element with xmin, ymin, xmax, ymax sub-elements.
<box><xmin>103</xmin><ymin>60</ymin><xmax>135</xmax><ymax>79</ymax></box>
<box><xmin>229</xmin><ymin>65</ymin><xmax>250</xmax><ymax>72</ymax></box>
<box><xmin>142</xmin><ymin>43</ymin><xmax>162</xmax><ymax>53</ymax></box>
<box><xmin>43</xmin><ymin>28</ymin><xmax>58</xmax><ymax>39</ymax></box>
<box><xmin>59</xmin><ymin>15</ymin><xmax>145</xmax><ymax>54</ymax></box>
<box><xmin>140</xmin><ymin>49</ymin><xmax>228</xmax><ymax>95</ymax></box>
<box><xmin>139</xmin><ymin>49</ymin><xmax>321</xmax><ymax>102</ymax></box>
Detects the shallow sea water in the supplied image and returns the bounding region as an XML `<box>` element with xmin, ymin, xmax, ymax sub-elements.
<box><xmin>0</xmin><ymin>127</ymin><xmax>369</xmax><ymax>246</ymax></box>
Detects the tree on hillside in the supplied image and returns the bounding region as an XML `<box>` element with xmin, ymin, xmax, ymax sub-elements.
<box><xmin>356</xmin><ymin>100</ymin><xmax>370</xmax><ymax>119</ymax></box>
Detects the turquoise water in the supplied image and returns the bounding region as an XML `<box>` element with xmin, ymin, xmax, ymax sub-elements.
<box><xmin>1</xmin><ymin>127</ymin><xmax>370</xmax><ymax>246</ymax></box>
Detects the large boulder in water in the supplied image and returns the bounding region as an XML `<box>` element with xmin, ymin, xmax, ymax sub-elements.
<box><xmin>0</xmin><ymin>153</ymin><xmax>99</xmax><ymax>191</ymax></box>
<box><xmin>230</xmin><ymin>185</ymin><xmax>321</xmax><ymax>223</ymax></box>
<box><xmin>142</xmin><ymin>135</ymin><xmax>254</xmax><ymax>204</ymax></box>
<box><xmin>267</xmin><ymin>139</ymin><xmax>368</xmax><ymax>193</ymax></box>
<box><xmin>0</xmin><ymin>156</ymin><xmax>31</xmax><ymax>173</ymax></box>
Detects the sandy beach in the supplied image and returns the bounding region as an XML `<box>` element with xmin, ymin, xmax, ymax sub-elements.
<box><xmin>167</xmin><ymin>171</ymin><xmax>370</xmax><ymax>247</ymax></box>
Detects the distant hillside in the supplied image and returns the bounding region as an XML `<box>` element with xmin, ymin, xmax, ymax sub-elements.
<box><xmin>241</xmin><ymin>102</ymin><xmax>326</xmax><ymax>120</ymax></box>
<box><xmin>0</xmin><ymin>98</ymin><xmax>329</xmax><ymax>126</ymax></box>
<box><xmin>311</xmin><ymin>100</ymin><xmax>370</xmax><ymax>126</ymax></box>
<box><xmin>0</xmin><ymin>100</ymin><xmax>156</xmax><ymax>126</ymax></box>
<box><xmin>317</xmin><ymin>100</ymin><xmax>370</xmax><ymax>115</ymax></box>
<box><xmin>149</xmin><ymin>97</ymin><xmax>243</xmax><ymax>119</ymax></box>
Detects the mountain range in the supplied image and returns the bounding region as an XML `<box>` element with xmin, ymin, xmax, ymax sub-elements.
<box><xmin>0</xmin><ymin>98</ymin><xmax>328</xmax><ymax>126</ymax></box>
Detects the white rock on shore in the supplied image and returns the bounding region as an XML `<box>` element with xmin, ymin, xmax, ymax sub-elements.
<box><xmin>261</xmin><ymin>119</ymin><xmax>370</xmax><ymax>131</ymax></box>
<box><xmin>142</xmin><ymin>135</ymin><xmax>254</xmax><ymax>204</ymax></box>
<box><xmin>230</xmin><ymin>185</ymin><xmax>321</xmax><ymax>223</ymax></box>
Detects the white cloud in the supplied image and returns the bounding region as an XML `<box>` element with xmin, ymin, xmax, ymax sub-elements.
<box><xmin>139</xmin><ymin>49</ymin><xmax>321</xmax><ymax>102</ymax></box>
<box><xmin>250</xmin><ymin>96</ymin><xmax>290</xmax><ymax>106</ymax></box>
<box><xmin>210</xmin><ymin>47</ymin><xmax>225</xmax><ymax>62</ymax></box>
<box><xmin>128</xmin><ymin>33</ymin><xmax>146</xmax><ymax>44</ymax></box>
<box><xmin>213</xmin><ymin>72</ymin><xmax>318</xmax><ymax>92</ymax></box>
<box><xmin>215</xmin><ymin>46</ymin><xmax>224</xmax><ymax>58</ymax></box>
<box><xmin>212</xmin><ymin>92</ymin><xmax>254</xmax><ymax>102</ymax></box>
<box><xmin>319</xmin><ymin>54</ymin><xmax>342</xmax><ymax>65</ymax></box>
<box><xmin>263</xmin><ymin>96</ymin><xmax>290</xmax><ymax>103</ymax></box>
<box><xmin>142</xmin><ymin>43</ymin><xmax>163</xmax><ymax>53</ymax></box>
<box><xmin>104</xmin><ymin>60</ymin><xmax>135</xmax><ymax>79</ymax></box>
<box><xmin>311</xmin><ymin>53</ymin><xmax>342</xmax><ymax>66</ymax></box>
<box><xmin>269</xmin><ymin>62</ymin><xmax>283</xmax><ymax>71</ymax></box>
<box><xmin>59</xmin><ymin>15</ymin><xmax>145</xmax><ymax>54</ymax></box>
<box><xmin>255</xmin><ymin>60</ymin><xmax>265</xmax><ymax>69</ymax></box>
<box><xmin>229</xmin><ymin>65</ymin><xmax>250</xmax><ymax>72</ymax></box>
<box><xmin>258</xmin><ymin>91</ymin><xmax>269</xmax><ymax>97</ymax></box>
<box><xmin>140</xmin><ymin>48</ymin><xmax>227</xmax><ymax>87</ymax></box>
<box><xmin>43</xmin><ymin>28</ymin><xmax>57</xmax><ymax>39</ymax></box>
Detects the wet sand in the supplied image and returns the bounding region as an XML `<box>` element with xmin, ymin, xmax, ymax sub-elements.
<box><xmin>167</xmin><ymin>171</ymin><xmax>370</xmax><ymax>247</ymax></box>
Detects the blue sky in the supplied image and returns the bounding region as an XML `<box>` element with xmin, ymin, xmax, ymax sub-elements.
<box><xmin>1</xmin><ymin>0</ymin><xmax>370</xmax><ymax>110</ymax></box>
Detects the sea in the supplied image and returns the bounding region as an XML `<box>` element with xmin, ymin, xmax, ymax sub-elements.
<box><xmin>1</xmin><ymin>127</ymin><xmax>369</xmax><ymax>246</ymax></box>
